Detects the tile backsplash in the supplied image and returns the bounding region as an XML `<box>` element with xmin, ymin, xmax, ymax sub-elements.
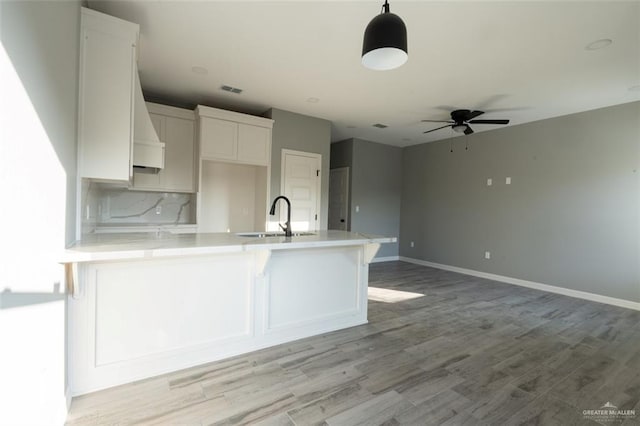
<box><xmin>82</xmin><ymin>181</ymin><xmax>195</xmax><ymax>233</ymax></box>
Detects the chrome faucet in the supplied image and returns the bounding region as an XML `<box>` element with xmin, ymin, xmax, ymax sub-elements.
<box><xmin>269</xmin><ymin>196</ymin><xmax>292</xmax><ymax>237</ymax></box>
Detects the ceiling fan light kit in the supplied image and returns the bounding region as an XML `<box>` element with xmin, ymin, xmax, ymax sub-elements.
<box><xmin>422</xmin><ymin>109</ymin><xmax>510</xmax><ymax>136</ymax></box>
<box><xmin>452</xmin><ymin>124</ymin><xmax>467</xmax><ymax>133</ymax></box>
<box><xmin>362</xmin><ymin>0</ymin><xmax>408</xmax><ymax>71</ymax></box>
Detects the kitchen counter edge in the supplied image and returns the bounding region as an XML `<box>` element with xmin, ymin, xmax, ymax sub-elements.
<box><xmin>61</xmin><ymin>230</ymin><xmax>396</xmax><ymax>263</ymax></box>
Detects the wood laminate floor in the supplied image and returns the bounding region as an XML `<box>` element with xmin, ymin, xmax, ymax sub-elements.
<box><xmin>66</xmin><ymin>262</ymin><xmax>640</xmax><ymax>426</ymax></box>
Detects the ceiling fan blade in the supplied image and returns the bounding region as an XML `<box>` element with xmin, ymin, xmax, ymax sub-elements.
<box><xmin>465</xmin><ymin>110</ymin><xmax>485</xmax><ymax>121</ymax></box>
<box><xmin>468</xmin><ymin>119</ymin><xmax>510</xmax><ymax>125</ymax></box>
<box><xmin>421</xmin><ymin>119</ymin><xmax>454</xmax><ymax>123</ymax></box>
<box><xmin>423</xmin><ymin>124</ymin><xmax>452</xmax><ymax>134</ymax></box>
<box><xmin>464</xmin><ymin>125</ymin><xmax>474</xmax><ymax>135</ymax></box>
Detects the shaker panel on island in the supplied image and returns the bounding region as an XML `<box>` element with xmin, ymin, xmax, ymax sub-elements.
<box><xmin>63</xmin><ymin>231</ymin><xmax>394</xmax><ymax>395</ymax></box>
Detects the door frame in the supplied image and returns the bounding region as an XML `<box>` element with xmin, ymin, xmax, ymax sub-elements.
<box><xmin>329</xmin><ymin>166</ymin><xmax>350</xmax><ymax>231</ymax></box>
<box><xmin>281</xmin><ymin>149</ymin><xmax>322</xmax><ymax>230</ymax></box>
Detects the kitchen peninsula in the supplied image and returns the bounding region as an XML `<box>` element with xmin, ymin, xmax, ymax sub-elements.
<box><xmin>65</xmin><ymin>7</ymin><xmax>395</xmax><ymax>399</ymax></box>
<box><xmin>64</xmin><ymin>230</ymin><xmax>395</xmax><ymax>396</ymax></box>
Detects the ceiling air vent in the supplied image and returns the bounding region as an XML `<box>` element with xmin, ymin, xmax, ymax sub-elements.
<box><xmin>221</xmin><ymin>85</ymin><xmax>243</xmax><ymax>94</ymax></box>
<box><xmin>372</xmin><ymin>123</ymin><xmax>388</xmax><ymax>128</ymax></box>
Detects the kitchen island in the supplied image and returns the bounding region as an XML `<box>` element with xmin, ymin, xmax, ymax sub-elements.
<box><xmin>64</xmin><ymin>231</ymin><xmax>394</xmax><ymax>395</ymax></box>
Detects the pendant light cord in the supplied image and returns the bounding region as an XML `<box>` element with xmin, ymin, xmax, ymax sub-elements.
<box><xmin>382</xmin><ymin>0</ymin><xmax>390</xmax><ymax>14</ymax></box>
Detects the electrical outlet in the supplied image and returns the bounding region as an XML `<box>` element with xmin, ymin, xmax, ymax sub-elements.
<box><xmin>355</xmin><ymin>205</ymin><xmax>360</xmax><ymax>213</ymax></box>
<box><xmin>506</xmin><ymin>177</ymin><xmax>511</xmax><ymax>185</ymax></box>
<box><xmin>410</xmin><ymin>241</ymin><xmax>415</xmax><ymax>248</ymax></box>
<box><xmin>155</xmin><ymin>205</ymin><xmax>162</xmax><ymax>215</ymax></box>
<box><xmin>487</xmin><ymin>178</ymin><xmax>493</xmax><ymax>186</ymax></box>
<box><xmin>484</xmin><ymin>251</ymin><xmax>491</xmax><ymax>259</ymax></box>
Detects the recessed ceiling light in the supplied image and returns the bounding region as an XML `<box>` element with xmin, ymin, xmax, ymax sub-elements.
<box><xmin>585</xmin><ymin>39</ymin><xmax>612</xmax><ymax>50</ymax></box>
<box><xmin>629</xmin><ymin>85</ymin><xmax>640</xmax><ymax>92</ymax></box>
<box><xmin>372</xmin><ymin>123</ymin><xmax>388</xmax><ymax>129</ymax></box>
<box><xmin>191</xmin><ymin>66</ymin><xmax>208</xmax><ymax>75</ymax></box>
<box><xmin>306</xmin><ymin>97</ymin><xmax>319</xmax><ymax>103</ymax></box>
<box><xmin>221</xmin><ymin>85</ymin><xmax>243</xmax><ymax>94</ymax></box>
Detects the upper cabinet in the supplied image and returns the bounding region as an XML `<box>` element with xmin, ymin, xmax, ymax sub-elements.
<box><xmin>200</xmin><ymin>118</ymin><xmax>237</xmax><ymax>161</ymax></box>
<box><xmin>78</xmin><ymin>8</ymin><xmax>139</xmax><ymax>182</ymax></box>
<box><xmin>237</xmin><ymin>124</ymin><xmax>271</xmax><ymax>166</ymax></box>
<box><xmin>132</xmin><ymin>103</ymin><xmax>196</xmax><ymax>193</ymax></box>
<box><xmin>197</xmin><ymin>106</ymin><xmax>274</xmax><ymax>167</ymax></box>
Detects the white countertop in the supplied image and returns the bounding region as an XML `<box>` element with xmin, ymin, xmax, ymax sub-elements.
<box><xmin>62</xmin><ymin>230</ymin><xmax>396</xmax><ymax>263</ymax></box>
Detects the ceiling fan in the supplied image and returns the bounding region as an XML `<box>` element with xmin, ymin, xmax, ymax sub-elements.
<box><xmin>422</xmin><ymin>109</ymin><xmax>510</xmax><ymax>135</ymax></box>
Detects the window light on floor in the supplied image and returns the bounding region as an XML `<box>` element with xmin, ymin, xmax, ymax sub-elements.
<box><xmin>367</xmin><ymin>287</ymin><xmax>424</xmax><ymax>303</ymax></box>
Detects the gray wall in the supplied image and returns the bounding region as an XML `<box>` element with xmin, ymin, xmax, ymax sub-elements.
<box><xmin>331</xmin><ymin>138</ymin><xmax>402</xmax><ymax>258</ymax></box>
<box><xmin>265</xmin><ymin>108</ymin><xmax>332</xmax><ymax>229</ymax></box>
<box><xmin>0</xmin><ymin>0</ymin><xmax>81</xmax><ymax>423</ymax></box>
<box><xmin>400</xmin><ymin>102</ymin><xmax>640</xmax><ymax>302</ymax></box>
<box><xmin>329</xmin><ymin>138</ymin><xmax>353</xmax><ymax>169</ymax></box>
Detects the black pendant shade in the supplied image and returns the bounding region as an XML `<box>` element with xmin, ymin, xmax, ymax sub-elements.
<box><xmin>362</xmin><ymin>0</ymin><xmax>408</xmax><ymax>71</ymax></box>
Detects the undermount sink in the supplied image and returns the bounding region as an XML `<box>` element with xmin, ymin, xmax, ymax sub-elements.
<box><xmin>236</xmin><ymin>232</ymin><xmax>315</xmax><ymax>238</ymax></box>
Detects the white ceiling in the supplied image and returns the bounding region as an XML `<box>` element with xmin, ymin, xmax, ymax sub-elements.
<box><xmin>91</xmin><ymin>1</ymin><xmax>640</xmax><ymax>147</ymax></box>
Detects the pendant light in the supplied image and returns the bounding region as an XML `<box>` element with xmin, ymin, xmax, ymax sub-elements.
<box><xmin>361</xmin><ymin>0</ymin><xmax>408</xmax><ymax>71</ymax></box>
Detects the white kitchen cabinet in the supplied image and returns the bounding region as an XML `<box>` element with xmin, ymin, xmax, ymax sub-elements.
<box><xmin>133</xmin><ymin>103</ymin><xmax>196</xmax><ymax>193</ymax></box>
<box><xmin>197</xmin><ymin>105</ymin><xmax>273</xmax><ymax>167</ymax></box>
<box><xmin>200</xmin><ymin>118</ymin><xmax>237</xmax><ymax>161</ymax></box>
<box><xmin>78</xmin><ymin>8</ymin><xmax>139</xmax><ymax>182</ymax></box>
<box><xmin>163</xmin><ymin>116</ymin><xmax>196</xmax><ymax>192</ymax></box>
<box><xmin>238</xmin><ymin>124</ymin><xmax>271</xmax><ymax>165</ymax></box>
<box><xmin>196</xmin><ymin>105</ymin><xmax>273</xmax><ymax>232</ymax></box>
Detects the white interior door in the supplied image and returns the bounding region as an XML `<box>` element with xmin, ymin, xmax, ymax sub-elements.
<box><xmin>280</xmin><ymin>150</ymin><xmax>321</xmax><ymax>231</ymax></box>
<box><xmin>329</xmin><ymin>167</ymin><xmax>349</xmax><ymax>231</ymax></box>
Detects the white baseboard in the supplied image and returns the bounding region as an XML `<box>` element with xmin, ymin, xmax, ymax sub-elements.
<box><xmin>399</xmin><ymin>257</ymin><xmax>640</xmax><ymax>311</ymax></box>
<box><xmin>371</xmin><ymin>256</ymin><xmax>400</xmax><ymax>263</ymax></box>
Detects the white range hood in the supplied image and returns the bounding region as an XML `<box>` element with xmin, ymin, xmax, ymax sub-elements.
<box><xmin>133</xmin><ymin>70</ymin><xmax>165</xmax><ymax>171</ymax></box>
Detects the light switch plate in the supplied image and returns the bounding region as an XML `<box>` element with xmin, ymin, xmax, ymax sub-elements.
<box><xmin>487</xmin><ymin>178</ymin><xmax>492</xmax><ymax>186</ymax></box>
